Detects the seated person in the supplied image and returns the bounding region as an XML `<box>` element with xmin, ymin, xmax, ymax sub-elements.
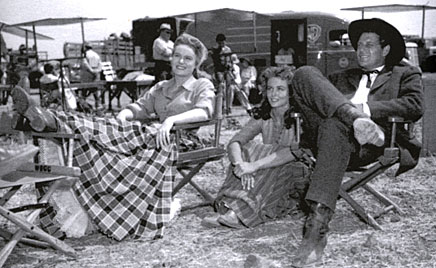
<box><xmin>39</xmin><ymin>63</ymin><xmax>62</xmax><ymax>108</ymax></box>
<box><xmin>11</xmin><ymin>33</ymin><xmax>215</xmax><ymax>241</ymax></box>
<box><xmin>288</xmin><ymin>18</ymin><xmax>424</xmax><ymax>267</ymax></box>
<box><xmin>202</xmin><ymin>66</ymin><xmax>309</xmax><ymax>228</ymax></box>
<box><xmin>239</xmin><ymin>57</ymin><xmax>258</xmax><ymax>103</ymax></box>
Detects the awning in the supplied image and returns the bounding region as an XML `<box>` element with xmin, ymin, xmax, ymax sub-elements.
<box><xmin>0</xmin><ymin>21</ymin><xmax>53</xmax><ymax>40</ymax></box>
<box><xmin>11</xmin><ymin>17</ymin><xmax>106</xmax><ymax>43</ymax></box>
<box><xmin>341</xmin><ymin>4</ymin><xmax>436</xmax><ymax>38</ymax></box>
<box><xmin>341</xmin><ymin>4</ymin><xmax>436</xmax><ymax>13</ymax></box>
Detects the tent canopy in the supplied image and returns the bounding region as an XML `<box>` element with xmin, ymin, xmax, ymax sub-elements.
<box><xmin>341</xmin><ymin>4</ymin><xmax>436</xmax><ymax>38</ymax></box>
<box><xmin>341</xmin><ymin>4</ymin><xmax>436</xmax><ymax>13</ymax></box>
<box><xmin>12</xmin><ymin>17</ymin><xmax>106</xmax><ymax>43</ymax></box>
<box><xmin>0</xmin><ymin>21</ymin><xmax>53</xmax><ymax>40</ymax></box>
<box><xmin>11</xmin><ymin>17</ymin><xmax>106</xmax><ymax>27</ymax></box>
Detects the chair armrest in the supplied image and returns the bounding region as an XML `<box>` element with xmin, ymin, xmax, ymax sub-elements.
<box><xmin>31</xmin><ymin>132</ymin><xmax>81</xmax><ymax>140</ymax></box>
<box><xmin>172</xmin><ymin>119</ymin><xmax>218</xmax><ymax>130</ymax></box>
<box><xmin>387</xmin><ymin>116</ymin><xmax>414</xmax><ymax>148</ymax></box>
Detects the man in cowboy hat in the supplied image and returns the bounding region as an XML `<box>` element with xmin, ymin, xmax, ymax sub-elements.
<box><xmin>152</xmin><ymin>23</ymin><xmax>174</xmax><ymax>82</ymax></box>
<box><xmin>288</xmin><ymin>18</ymin><xmax>424</xmax><ymax>267</ymax></box>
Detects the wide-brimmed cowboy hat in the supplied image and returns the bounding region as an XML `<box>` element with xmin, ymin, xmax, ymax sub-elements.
<box><xmin>348</xmin><ymin>18</ymin><xmax>405</xmax><ymax>66</ymax></box>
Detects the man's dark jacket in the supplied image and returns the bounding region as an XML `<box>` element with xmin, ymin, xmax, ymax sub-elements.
<box><xmin>328</xmin><ymin>64</ymin><xmax>425</xmax><ymax>175</ymax></box>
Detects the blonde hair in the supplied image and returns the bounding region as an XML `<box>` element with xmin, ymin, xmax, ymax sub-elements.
<box><xmin>173</xmin><ymin>34</ymin><xmax>208</xmax><ymax>69</ymax></box>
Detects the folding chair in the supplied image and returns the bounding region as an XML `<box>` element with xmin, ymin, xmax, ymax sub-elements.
<box><xmin>171</xmin><ymin>87</ymin><xmax>226</xmax><ymax>210</ymax></box>
<box><xmin>338</xmin><ymin>117</ymin><xmax>410</xmax><ymax>230</ymax></box>
<box><xmin>0</xmin><ymin>135</ymin><xmax>79</xmax><ymax>266</ymax></box>
<box><xmin>292</xmin><ymin>115</ymin><xmax>411</xmax><ymax>230</ymax></box>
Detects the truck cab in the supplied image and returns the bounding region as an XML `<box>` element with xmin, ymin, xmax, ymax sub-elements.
<box><xmin>270</xmin><ymin>12</ymin><xmax>357</xmax><ymax>76</ymax></box>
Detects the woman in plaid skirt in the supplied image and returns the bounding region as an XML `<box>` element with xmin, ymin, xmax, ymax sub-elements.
<box><xmin>202</xmin><ymin>66</ymin><xmax>309</xmax><ymax>228</ymax></box>
<box><xmin>11</xmin><ymin>34</ymin><xmax>215</xmax><ymax>241</ymax></box>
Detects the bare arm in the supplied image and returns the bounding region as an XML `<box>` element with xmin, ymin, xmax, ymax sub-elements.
<box><xmin>157</xmin><ymin>108</ymin><xmax>209</xmax><ymax>149</ymax></box>
<box><xmin>233</xmin><ymin>147</ymin><xmax>295</xmax><ymax>178</ymax></box>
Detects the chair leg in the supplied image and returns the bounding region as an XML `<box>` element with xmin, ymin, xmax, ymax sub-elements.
<box><xmin>0</xmin><ymin>180</ymin><xmax>75</xmax><ymax>267</ymax></box>
<box><xmin>173</xmin><ymin>163</ymin><xmax>205</xmax><ymax>195</ymax></box>
<box><xmin>0</xmin><ymin>228</ymin><xmax>50</xmax><ymax>248</ymax></box>
<box><xmin>174</xmin><ymin>164</ymin><xmax>215</xmax><ymax>210</ymax></box>
<box><xmin>339</xmin><ymin>188</ymin><xmax>382</xmax><ymax>230</ymax></box>
<box><xmin>363</xmin><ymin>184</ymin><xmax>404</xmax><ymax>216</ymax></box>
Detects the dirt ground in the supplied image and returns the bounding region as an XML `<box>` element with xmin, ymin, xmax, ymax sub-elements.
<box><xmin>1</xmin><ymin>101</ymin><xmax>436</xmax><ymax>268</ymax></box>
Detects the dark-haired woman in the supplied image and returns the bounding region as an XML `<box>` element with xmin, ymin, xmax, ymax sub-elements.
<box><xmin>202</xmin><ymin>66</ymin><xmax>309</xmax><ymax>228</ymax></box>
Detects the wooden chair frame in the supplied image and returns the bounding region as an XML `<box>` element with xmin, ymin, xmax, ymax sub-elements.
<box><xmin>293</xmin><ymin>115</ymin><xmax>410</xmax><ymax>230</ymax></box>
<box><xmin>0</xmin><ymin>134</ymin><xmax>79</xmax><ymax>266</ymax></box>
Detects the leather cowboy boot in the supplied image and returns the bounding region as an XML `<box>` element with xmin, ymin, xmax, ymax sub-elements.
<box><xmin>11</xmin><ymin>86</ymin><xmax>58</xmax><ymax>132</ymax></box>
<box><xmin>335</xmin><ymin>103</ymin><xmax>385</xmax><ymax>147</ymax></box>
<box><xmin>292</xmin><ymin>202</ymin><xmax>333</xmax><ymax>267</ymax></box>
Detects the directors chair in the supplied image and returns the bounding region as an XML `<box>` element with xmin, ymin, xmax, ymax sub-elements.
<box><xmin>292</xmin><ymin>115</ymin><xmax>413</xmax><ymax>230</ymax></box>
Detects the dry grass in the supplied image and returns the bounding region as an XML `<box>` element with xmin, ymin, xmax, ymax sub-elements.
<box><xmin>2</xmin><ymin>115</ymin><xmax>436</xmax><ymax>268</ymax></box>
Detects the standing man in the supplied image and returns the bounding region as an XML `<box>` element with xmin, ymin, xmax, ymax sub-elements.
<box><xmin>210</xmin><ymin>33</ymin><xmax>251</xmax><ymax>114</ymax></box>
<box><xmin>210</xmin><ymin>33</ymin><xmax>232</xmax><ymax>113</ymax></box>
<box><xmin>81</xmin><ymin>42</ymin><xmax>103</xmax><ymax>110</ymax></box>
<box><xmin>289</xmin><ymin>18</ymin><xmax>424</xmax><ymax>267</ymax></box>
<box><xmin>153</xmin><ymin>23</ymin><xmax>174</xmax><ymax>82</ymax></box>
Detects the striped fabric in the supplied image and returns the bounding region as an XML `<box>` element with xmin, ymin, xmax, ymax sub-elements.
<box><xmin>215</xmin><ymin>141</ymin><xmax>310</xmax><ymax>227</ymax></box>
<box><xmin>39</xmin><ymin>111</ymin><xmax>178</xmax><ymax>241</ymax></box>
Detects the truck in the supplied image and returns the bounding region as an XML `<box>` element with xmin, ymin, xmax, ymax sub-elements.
<box><xmin>63</xmin><ymin>9</ymin><xmax>358</xmax><ymax>78</ymax></box>
<box><xmin>131</xmin><ymin>9</ymin><xmax>358</xmax><ymax>76</ymax></box>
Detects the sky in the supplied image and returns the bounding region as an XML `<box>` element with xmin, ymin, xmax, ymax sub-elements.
<box><xmin>1</xmin><ymin>0</ymin><xmax>436</xmax><ymax>59</ymax></box>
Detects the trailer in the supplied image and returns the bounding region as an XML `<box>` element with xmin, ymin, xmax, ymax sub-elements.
<box><xmin>131</xmin><ymin>9</ymin><xmax>358</xmax><ymax>76</ymax></box>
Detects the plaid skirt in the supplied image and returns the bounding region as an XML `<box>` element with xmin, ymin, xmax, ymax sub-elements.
<box><xmin>215</xmin><ymin>141</ymin><xmax>310</xmax><ymax>227</ymax></box>
<box><xmin>40</xmin><ymin>111</ymin><xmax>178</xmax><ymax>241</ymax></box>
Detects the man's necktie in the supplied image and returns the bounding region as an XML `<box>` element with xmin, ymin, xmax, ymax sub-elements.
<box><xmin>363</xmin><ymin>70</ymin><xmax>380</xmax><ymax>88</ymax></box>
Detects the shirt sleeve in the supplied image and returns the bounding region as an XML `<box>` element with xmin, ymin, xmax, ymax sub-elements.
<box><xmin>153</xmin><ymin>39</ymin><xmax>172</xmax><ymax>58</ymax></box>
<box><xmin>125</xmin><ymin>83</ymin><xmax>159</xmax><ymax>120</ymax></box>
<box><xmin>228</xmin><ymin>118</ymin><xmax>262</xmax><ymax>148</ymax></box>
<box><xmin>193</xmin><ymin>78</ymin><xmax>216</xmax><ymax>118</ymax></box>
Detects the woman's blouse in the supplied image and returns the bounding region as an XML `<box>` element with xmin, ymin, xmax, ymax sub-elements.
<box><xmin>229</xmin><ymin>113</ymin><xmax>296</xmax><ymax>149</ymax></box>
<box><xmin>126</xmin><ymin>76</ymin><xmax>215</xmax><ymax>122</ymax></box>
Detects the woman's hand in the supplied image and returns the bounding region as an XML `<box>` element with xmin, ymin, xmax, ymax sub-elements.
<box><xmin>240</xmin><ymin>174</ymin><xmax>255</xmax><ymax>190</ymax></box>
<box><xmin>156</xmin><ymin>117</ymin><xmax>175</xmax><ymax>149</ymax></box>
<box><xmin>233</xmin><ymin>161</ymin><xmax>258</xmax><ymax>177</ymax></box>
<box><xmin>116</xmin><ymin>109</ymin><xmax>134</xmax><ymax>122</ymax></box>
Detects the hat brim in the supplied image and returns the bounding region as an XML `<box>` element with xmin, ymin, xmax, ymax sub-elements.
<box><xmin>348</xmin><ymin>18</ymin><xmax>405</xmax><ymax>65</ymax></box>
<box><xmin>240</xmin><ymin>57</ymin><xmax>252</xmax><ymax>65</ymax></box>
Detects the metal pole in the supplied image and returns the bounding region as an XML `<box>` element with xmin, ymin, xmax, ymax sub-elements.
<box><xmin>0</xmin><ymin>25</ymin><xmax>4</xmax><ymax>67</ymax></box>
<box><xmin>32</xmin><ymin>25</ymin><xmax>38</xmax><ymax>65</ymax></box>
<box><xmin>80</xmin><ymin>19</ymin><xmax>85</xmax><ymax>43</ymax></box>
<box><xmin>421</xmin><ymin>6</ymin><xmax>426</xmax><ymax>39</ymax></box>
<box><xmin>253</xmin><ymin>12</ymin><xmax>257</xmax><ymax>52</ymax></box>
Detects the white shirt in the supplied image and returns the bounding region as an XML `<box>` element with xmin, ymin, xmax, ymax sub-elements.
<box><xmin>153</xmin><ymin>36</ymin><xmax>174</xmax><ymax>61</ymax></box>
<box><xmin>350</xmin><ymin>65</ymin><xmax>384</xmax><ymax>116</ymax></box>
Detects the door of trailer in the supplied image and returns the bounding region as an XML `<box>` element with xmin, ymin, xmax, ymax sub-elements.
<box><xmin>271</xmin><ymin>19</ymin><xmax>307</xmax><ymax>68</ymax></box>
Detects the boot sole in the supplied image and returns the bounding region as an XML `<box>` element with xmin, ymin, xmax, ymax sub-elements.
<box><xmin>353</xmin><ymin>118</ymin><xmax>385</xmax><ymax>147</ymax></box>
<box><xmin>11</xmin><ymin>87</ymin><xmax>31</xmax><ymax>115</ymax></box>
